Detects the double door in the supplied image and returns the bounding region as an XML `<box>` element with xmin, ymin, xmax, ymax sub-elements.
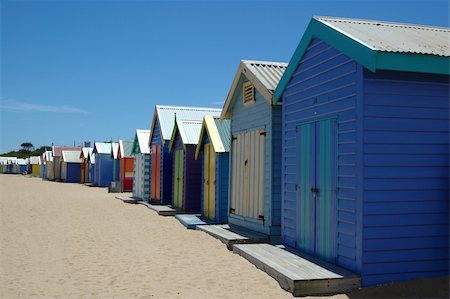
<box><xmin>230</xmin><ymin>128</ymin><xmax>265</xmax><ymax>220</ymax></box>
<box><xmin>297</xmin><ymin>118</ymin><xmax>337</xmax><ymax>263</ymax></box>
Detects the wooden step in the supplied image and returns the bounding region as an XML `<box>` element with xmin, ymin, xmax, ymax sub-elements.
<box><xmin>233</xmin><ymin>243</ymin><xmax>360</xmax><ymax>296</ymax></box>
<box><xmin>175</xmin><ymin>214</ymin><xmax>206</xmax><ymax>229</ymax></box>
<box><xmin>197</xmin><ymin>224</ymin><xmax>269</xmax><ymax>250</ymax></box>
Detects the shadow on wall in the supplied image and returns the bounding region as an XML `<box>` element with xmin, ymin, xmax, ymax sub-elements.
<box><xmin>345</xmin><ymin>276</ymin><xmax>449</xmax><ymax>299</ymax></box>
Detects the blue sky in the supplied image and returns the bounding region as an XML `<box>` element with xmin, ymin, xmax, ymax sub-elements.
<box><xmin>1</xmin><ymin>0</ymin><xmax>448</xmax><ymax>153</ymax></box>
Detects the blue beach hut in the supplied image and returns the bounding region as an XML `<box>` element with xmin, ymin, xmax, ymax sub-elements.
<box><xmin>93</xmin><ymin>142</ymin><xmax>113</xmax><ymax>187</ymax></box>
<box><xmin>87</xmin><ymin>150</ymin><xmax>96</xmax><ymax>184</ymax></box>
<box><xmin>221</xmin><ymin>60</ymin><xmax>287</xmax><ymax>237</ymax></box>
<box><xmin>275</xmin><ymin>17</ymin><xmax>449</xmax><ymax>287</ymax></box>
<box><xmin>195</xmin><ymin>116</ymin><xmax>231</xmax><ymax>223</ymax></box>
<box><xmin>61</xmin><ymin>150</ymin><xmax>82</xmax><ymax>183</ymax></box>
<box><xmin>149</xmin><ymin>105</ymin><xmax>221</xmax><ymax>204</ymax></box>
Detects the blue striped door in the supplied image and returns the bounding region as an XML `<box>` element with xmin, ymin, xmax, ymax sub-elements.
<box><xmin>297</xmin><ymin>119</ymin><xmax>337</xmax><ymax>263</ymax></box>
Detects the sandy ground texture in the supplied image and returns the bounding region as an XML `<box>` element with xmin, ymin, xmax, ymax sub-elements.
<box><xmin>0</xmin><ymin>174</ymin><xmax>448</xmax><ymax>299</ymax></box>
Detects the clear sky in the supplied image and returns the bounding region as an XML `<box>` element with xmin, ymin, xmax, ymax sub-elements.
<box><xmin>1</xmin><ymin>0</ymin><xmax>448</xmax><ymax>153</ymax></box>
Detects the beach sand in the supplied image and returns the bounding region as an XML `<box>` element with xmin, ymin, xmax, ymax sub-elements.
<box><xmin>0</xmin><ymin>174</ymin><xmax>448</xmax><ymax>298</ymax></box>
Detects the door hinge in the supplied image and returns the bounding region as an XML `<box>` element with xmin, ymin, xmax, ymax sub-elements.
<box><xmin>232</xmin><ymin>136</ymin><xmax>237</xmax><ymax>141</ymax></box>
<box><xmin>229</xmin><ymin>208</ymin><xmax>235</xmax><ymax>214</ymax></box>
<box><xmin>260</xmin><ymin>131</ymin><xmax>266</xmax><ymax>136</ymax></box>
<box><xmin>258</xmin><ymin>215</ymin><xmax>265</xmax><ymax>223</ymax></box>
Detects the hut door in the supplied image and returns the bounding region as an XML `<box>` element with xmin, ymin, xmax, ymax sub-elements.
<box><xmin>151</xmin><ymin>145</ymin><xmax>161</xmax><ymax>200</ymax></box>
<box><xmin>296</xmin><ymin>119</ymin><xmax>337</xmax><ymax>263</ymax></box>
<box><xmin>173</xmin><ymin>149</ymin><xmax>184</xmax><ymax>209</ymax></box>
<box><xmin>230</xmin><ymin>128</ymin><xmax>265</xmax><ymax>220</ymax></box>
<box><xmin>203</xmin><ymin>144</ymin><xmax>216</xmax><ymax>220</ymax></box>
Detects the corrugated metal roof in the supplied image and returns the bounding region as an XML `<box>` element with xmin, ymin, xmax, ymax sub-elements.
<box><xmin>195</xmin><ymin>116</ymin><xmax>231</xmax><ymax>159</ymax></box>
<box><xmin>242</xmin><ymin>60</ymin><xmax>288</xmax><ymax>91</ymax></box>
<box><xmin>213</xmin><ymin>118</ymin><xmax>231</xmax><ymax>152</ymax></box>
<box><xmin>44</xmin><ymin>151</ymin><xmax>53</xmax><ymax>162</ymax></box>
<box><xmin>16</xmin><ymin>159</ymin><xmax>28</xmax><ymax>165</ymax></box>
<box><xmin>88</xmin><ymin>151</ymin><xmax>96</xmax><ymax>164</ymax></box>
<box><xmin>52</xmin><ymin>146</ymin><xmax>81</xmax><ymax>157</ymax></box>
<box><xmin>119</xmin><ymin>140</ymin><xmax>134</xmax><ymax>158</ymax></box>
<box><xmin>62</xmin><ymin>150</ymin><xmax>82</xmax><ymax>163</ymax></box>
<box><xmin>316</xmin><ymin>16</ymin><xmax>450</xmax><ymax>56</ymax></box>
<box><xmin>111</xmin><ymin>142</ymin><xmax>119</xmax><ymax>159</ymax></box>
<box><xmin>175</xmin><ymin>119</ymin><xmax>203</xmax><ymax>145</ymax></box>
<box><xmin>135</xmin><ymin>129</ymin><xmax>150</xmax><ymax>154</ymax></box>
<box><xmin>94</xmin><ymin>142</ymin><xmax>112</xmax><ymax>154</ymax></box>
<box><xmin>29</xmin><ymin>156</ymin><xmax>40</xmax><ymax>164</ymax></box>
<box><xmin>221</xmin><ymin>60</ymin><xmax>287</xmax><ymax>118</ymax></box>
<box><xmin>81</xmin><ymin>147</ymin><xmax>93</xmax><ymax>159</ymax></box>
<box><xmin>154</xmin><ymin>105</ymin><xmax>222</xmax><ymax>141</ymax></box>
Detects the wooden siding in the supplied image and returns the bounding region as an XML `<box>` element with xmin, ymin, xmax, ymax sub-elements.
<box><xmin>94</xmin><ymin>154</ymin><xmax>113</xmax><ymax>187</ymax></box>
<box><xmin>184</xmin><ymin>145</ymin><xmax>202</xmax><ymax>212</ymax></box>
<box><xmin>161</xmin><ymin>143</ymin><xmax>173</xmax><ymax>204</ymax></box>
<box><xmin>199</xmin><ymin>134</ymin><xmax>229</xmax><ymax>224</ymax></box>
<box><xmin>216</xmin><ymin>153</ymin><xmax>230</xmax><ymax>224</ymax></box>
<box><xmin>228</xmin><ymin>74</ymin><xmax>281</xmax><ymax>235</ymax></box>
<box><xmin>120</xmin><ymin>157</ymin><xmax>134</xmax><ymax>192</ymax></box>
<box><xmin>281</xmin><ymin>38</ymin><xmax>360</xmax><ymax>273</ymax></box>
<box><xmin>132</xmin><ymin>153</ymin><xmax>150</xmax><ymax>200</ymax></box>
<box><xmin>46</xmin><ymin>161</ymin><xmax>54</xmax><ymax>180</ymax></box>
<box><xmin>361</xmin><ymin>70</ymin><xmax>450</xmax><ymax>286</ymax></box>
<box><xmin>65</xmin><ymin>163</ymin><xmax>82</xmax><ymax>183</ymax></box>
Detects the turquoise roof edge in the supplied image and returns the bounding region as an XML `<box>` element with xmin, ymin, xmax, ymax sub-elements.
<box><xmin>274</xmin><ymin>18</ymin><xmax>450</xmax><ymax>103</ymax></box>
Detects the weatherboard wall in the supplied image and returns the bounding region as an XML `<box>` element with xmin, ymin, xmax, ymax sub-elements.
<box><xmin>150</xmin><ymin>118</ymin><xmax>173</xmax><ymax>204</ymax></box>
<box><xmin>63</xmin><ymin>163</ymin><xmax>82</xmax><ymax>183</ymax></box>
<box><xmin>281</xmin><ymin>37</ymin><xmax>450</xmax><ymax>286</ymax></box>
<box><xmin>132</xmin><ymin>153</ymin><xmax>150</xmax><ymax>200</ymax></box>
<box><xmin>281</xmin><ymin>38</ymin><xmax>361</xmax><ymax>273</ymax></box>
<box><xmin>198</xmin><ymin>133</ymin><xmax>230</xmax><ymax>224</ymax></box>
<box><xmin>228</xmin><ymin>74</ymin><xmax>282</xmax><ymax>236</ymax></box>
<box><xmin>360</xmin><ymin>70</ymin><xmax>449</xmax><ymax>285</ymax></box>
<box><xmin>94</xmin><ymin>154</ymin><xmax>113</xmax><ymax>187</ymax></box>
<box><xmin>171</xmin><ymin>131</ymin><xmax>202</xmax><ymax>213</ymax></box>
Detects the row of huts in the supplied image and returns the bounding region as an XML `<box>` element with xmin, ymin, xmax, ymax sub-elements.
<box><xmin>1</xmin><ymin>17</ymin><xmax>448</xmax><ymax>288</ymax></box>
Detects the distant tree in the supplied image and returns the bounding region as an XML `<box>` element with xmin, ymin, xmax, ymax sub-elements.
<box><xmin>20</xmin><ymin>142</ymin><xmax>34</xmax><ymax>152</ymax></box>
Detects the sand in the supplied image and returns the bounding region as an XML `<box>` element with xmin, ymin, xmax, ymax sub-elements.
<box><xmin>0</xmin><ymin>174</ymin><xmax>448</xmax><ymax>299</ymax></box>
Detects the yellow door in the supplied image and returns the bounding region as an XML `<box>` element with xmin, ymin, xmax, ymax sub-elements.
<box><xmin>203</xmin><ymin>144</ymin><xmax>216</xmax><ymax>220</ymax></box>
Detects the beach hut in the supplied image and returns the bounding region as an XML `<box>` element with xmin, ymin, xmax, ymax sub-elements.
<box><xmin>87</xmin><ymin>150</ymin><xmax>96</xmax><ymax>184</ymax></box>
<box><xmin>110</xmin><ymin>142</ymin><xmax>120</xmax><ymax>191</ymax></box>
<box><xmin>149</xmin><ymin>105</ymin><xmax>222</xmax><ymax>204</ymax></box>
<box><xmin>131</xmin><ymin>129</ymin><xmax>151</xmax><ymax>200</ymax></box>
<box><xmin>14</xmin><ymin>159</ymin><xmax>28</xmax><ymax>174</ymax></box>
<box><xmin>195</xmin><ymin>116</ymin><xmax>231</xmax><ymax>223</ymax></box>
<box><xmin>169</xmin><ymin>119</ymin><xmax>203</xmax><ymax>212</ymax></box>
<box><xmin>61</xmin><ymin>150</ymin><xmax>82</xmax><ymax>183</ymax></box>
<box><xmin>93</xmin><ymin>142</ymin><xmax>113</xmax><ymax>187</ymax></box>
<box><xmin>221</xmin><ymin>60</ymin><xmax>287</xmax><ymax>236</ymax></box>
<box><xmin>44</xmin><ymin>151</ymin><xmax>54</xmax><ymax>180</ymax></box>
<box><xmin>274</xmin><ymin>17</ymin><xmax>450</xmax><ymax>286</ymax></box>
<box><xmin>52</xmin><ymin>146</ymin><xmax>81</xmax><ymax>181</ymax></box>
<box><xmin>80</xmin><ymin>147</ymin><xmax>93</xmax><ymax>183</ymax></box>
<box><xmin>39</xmin><ymin>153</ymin><xmax>45</xmax><ymax>178</ymax></box>
<box><xmin>30</xmin><ymin>156</ymin><xmax>41</xmax><ymax>177</ymax></box>
<box><xmin>0</xmin><ymin>157</ymin><xmax>8</xmax><ymax>173</ymax></box>
<box><xmin>118</xmin><ymin>140</ymin><xmax>134</xmax><ymax>192</ymax></box>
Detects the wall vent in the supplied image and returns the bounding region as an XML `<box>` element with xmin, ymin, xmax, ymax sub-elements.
<box><xmin>243</xmin><ymin>82</ymin><xmax>255</xmax><ymax>104</ymax></box>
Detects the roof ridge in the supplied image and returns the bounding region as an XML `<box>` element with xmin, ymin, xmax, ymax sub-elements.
<box><xmin>315</xmin><ymin>16</ymin><xmax>450</xmax><ymax>32</ymax></box>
